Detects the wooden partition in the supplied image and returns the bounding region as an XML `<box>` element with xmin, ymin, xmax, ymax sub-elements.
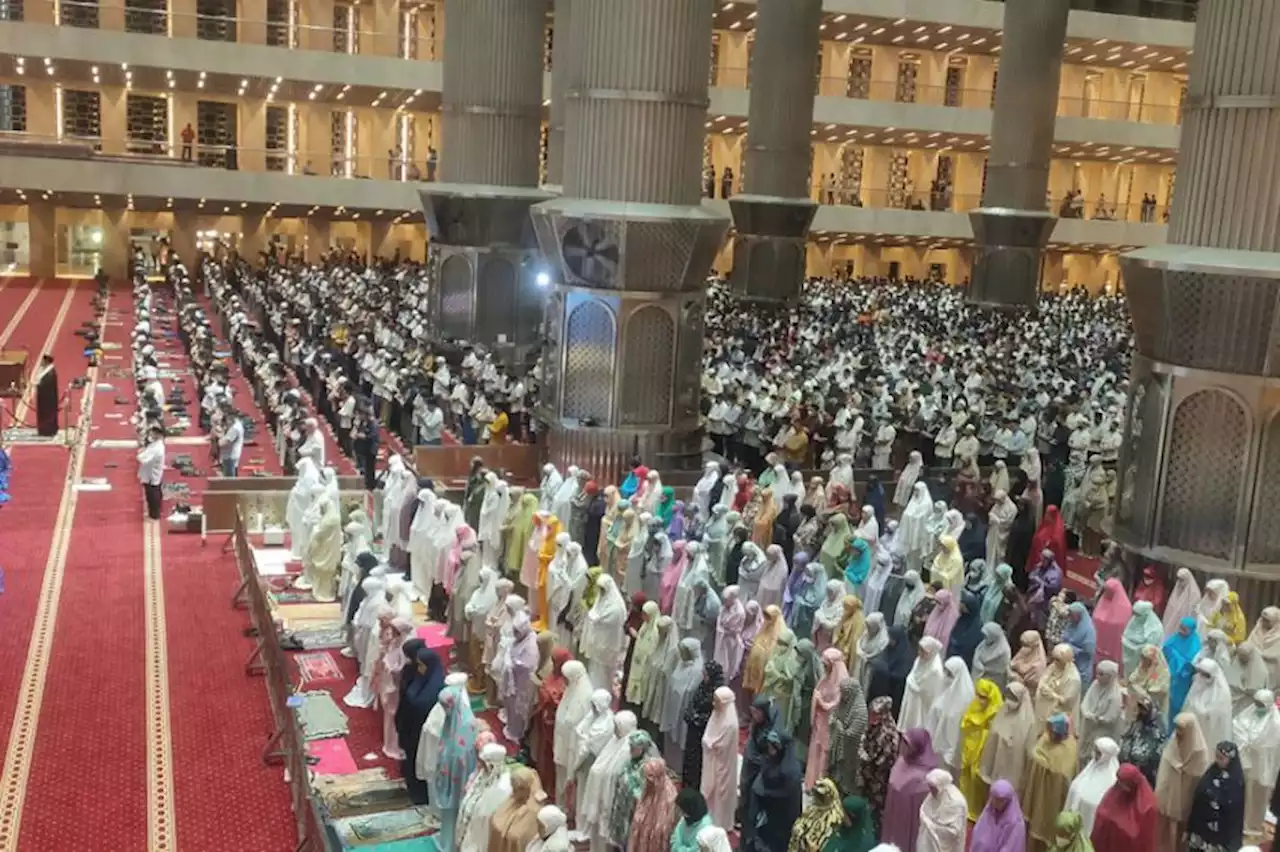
<box><xmin>203</xmin><ymin>475</ymin><xmax>368</xmax><ymax>532</ymax></box>
<box><xmin>412</xmin><ymin>443</ymin><xmax>541</xmax><ymax>487</ymax></box>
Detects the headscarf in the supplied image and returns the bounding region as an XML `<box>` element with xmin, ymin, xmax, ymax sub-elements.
<box><xmin>1248</xmin><ymin>606</ymin><xmax>1280</xmax><ymax>687</ymax></box>
<box><xmin>867</xmin><ymin>625</ymin><xmax>914</xmax><ymax>709</ymax></box>
<box><xmin>1028</xmin><ymin>506</ymin><xmax>1067</xmax><ymax>574</ymax></box>
<box><xmin>981</xmin><ymin>681</ymin><xmax>1038</xmax><ymax>791</ymax></box>
<box><xmin>923</xmin><ymin>589</ymin><xmax>962</xmax><ymax>650</ymax></box>
<box><xmin>1131</xmin><ymin>565</ymin><xmax>1167</xmax><ymax>616</ymax></box>
<box><xmin>1092</xmin><ymin>578</ymin><xmax>1132</xmax><ymax>669</ymax></box>
<box><xmin>660</xmin><ymin>640</ymin><xmax>704</xmax><ymax>744</ymax></box>
<box><xmin>969</xmin><ymin>779</ymin><xmax>1025</xmax><ymax>852</ymax></box>
<box><xmin>917</xmin><ymin>769</ymin><xmax>967</xmax><ymax>852</ymax></box>
<box><xmin>829</xmin><ymin>675</ymin><xmax>869</xmax><ymax>782</ymax></box>
<box><xmin>819</xmin><ymin>514</ymin><xmax>853</xmax><ymax>576</ymax></box>
<box><xmin>1183</xmin><ymin>659</ymin><xmax>1233</xmax><ymax>750</ymax></box>
<box><xmin>931</xmin><ymin>535</ymin><xmax>965</xmax><ymax>595</ymax></box>
<box><xmin>832</xmin><ymin>595</ymin><xmax>865</xmax><ymax>665</ymax></box>
<box><xmin>1214</xmin><ymin>591</ymin><xmax>1247</xmax><ymax>645</ymax></box>
<box><xmin>628</xmin><ymin>757</ymin><xmax>678</xmax><ymax>852</ymax></box>
<box><xmin>1121</xmin><ymin>601</ymin><xmax>1165</xmax><ymax>678</ymax></box>
<box><xmin>1228</xmin><ymin>642</ymin><xmax>1271</xmax><ymax>714</ymax></box>
<box><xmin>820</xmin><ymin>795</ymin><xmax>876</xmax><ymax>852</ymax></box>
<box><xmin>980</xmin><ymin>562</ymin><xmax>1014</xmax><ymax>625</ymax></box>
<box><xmin>844</xmin><ymin>538</ymin><xmax>872</xmax><ymax>589</ymax></box>
<box><xmin>744</xmin><ymin>604</ymin><xmax>784</xmax><ymax>693</ymax></box>
<box><xmin>1117</xmin><ymin>693</ymin><xmax>1168</xmax><ymax>786</ymax></box>
<box><xmin>1161</xmin><ymin>569</ymin><xmax>1201</xmax><ymax>638</ymax></box>
<box><xmin>1050</xmin><ymin>811</ymin><xmax>1096</xmax><ymax>852</ymax></box>
<box><xmin>893</xmin><ymin>570</ymin><xmax>925</xmax><ymax>630</ymax></box>
<box><xmin>1231</xmin><ymin>688</ymin><xmax>1280</xmax><ymax>787</ymax></box>
<box><xmin>1129</xmin><ymin>645</ymin><xmax>1171</xmax><ymax>719</ymax></box>
<box><xmin>1184</xmin><ymin>740</ymin><xmax>1245</xmax><ymax>850</ymax></box>
<box><xmin>1010</xmin><ymin>629</ymin><xmax>1048</xmax><ymax>694</ymax></box>
<box><xmin>972</xmin><ymin>623</ymin><xmax>1012</xmax><ymax>688</ymax></box>
<box><xmin>855</xmin><ymin>612</ymin><xmax>890</xmax><ymax>686</ymax></box>
<box><xmin>432</xmin><ymin>685</ymin><xmax>479</xmax><ymax>810</ymax></box>
<box><xmin>1066</xmin><ymin>736</ymin><xmax>1121</xmax><ymax>834</ymax></box>
<box><xmin>1162</xmin><ymin>617</ymin><xmax>1202</xmax><ymax>717</ymax></box>
<box><xmin>788</xmin><ymin>777</ymin><xmax>844</xmax><ymax>852</ymax></box>
<box><xmin>626</xmin><ymin>601</ymin><xmax>663</xmax><ymax>705</ymax></box>
<box><xmin>1156</xmin><ymin>712</ymin><xmax>1210</xmax><ymax>822</ymax></box>
<box><xmin>858</xmin><ymin>695</ymin><xmax>901</xmax><ymax>795</ymax></box>
<box><xmin>660</xmin><ymin>541</ymin><xmax>688</xmax><ymax>614</ymax></box>
<box><xmin>928</xmin><ymin>656</ymin><xmax>976</xmax><ymax>767</ymax></box>
<box><xmin>1062</xmin><ymin>602</ymin><xmax>1098</xmax><ymax>685</ymax></box>
<box><xmin>946</xmin><ymin>591</ymin><xmax>986</xmax><ymax>667</ymax></box>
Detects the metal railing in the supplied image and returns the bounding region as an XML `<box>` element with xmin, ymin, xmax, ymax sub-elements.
<box><xmin>230</xmin><ymin>510</ymin><xmax>338</xmax><ymax>852</ymax></box>
<box><xmin>14</xmin><ymin>0</ymin><xmax>439</xmax><ymax>61</ymax></box>
<box><xmin>712</xmin><ymin>67</ymin><xmax>1184</xmax><ymax>128</ymax></box>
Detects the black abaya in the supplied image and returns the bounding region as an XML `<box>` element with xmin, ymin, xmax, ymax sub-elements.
<box><xmin>394</xmin><ymin>646</ymin><xmax>443</xmax><ymax>805</ymax></box>
<box><xmin>35</xmin><ymin>366</ymin><xmax>58</xmax><ymax>436</ymax></box>
<box><xmin>748</xmin><ymin>737</ymin><xmax>804</xmax><ymax>852</ymax></box>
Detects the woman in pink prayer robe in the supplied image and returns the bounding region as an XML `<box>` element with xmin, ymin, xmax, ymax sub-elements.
<box><xmin>805</xmin><ymin>647</ymin><xmax>850</xmax><ymax>787</ymax></box>
<box><xmin>374</xmin><ymin>616</ymin><xmax>417</xmax><ymax>760</ymax></box>
<box><xmin>1092</xmin><ymin>577</ymin><xmax>1133</xmax><ymax>670</ymax></box>
<box><xmin>699</xmin><ymin>686</ymin><xmax>740</xmax><ymax>828</ymax></box>
<box><xmin>660</xmin><ymin>541</ymin><xmax>688</xmax><ymax>615</ymax></box>
<box><xmin>882</xmin><ymin>727</ymin><xmax>941</xmax><ymax>852</ymax></box>
<box><xmin>714</xmin><ymin>586</ymin><xmax>747</xmax><ymax>682</ymax></box>
<box><xmin>501</xmin><ymin>612</ymin><xmax>541</xmax><ymax>742</ymax></box>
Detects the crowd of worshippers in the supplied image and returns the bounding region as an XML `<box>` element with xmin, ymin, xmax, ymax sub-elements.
<box><xmin>291</xmin><ymin>439</ymin><xmax>1280</xmax><ymax>852</ymax></box>
<box><xmin>194</xmin><ymin>253</ymin><xmax>531</xmax><ymax>467</ymax></box>
<box><xmin>130</xmin><ymin>276</ymin><xmax>170</xmax><ymax>519</ymax></box>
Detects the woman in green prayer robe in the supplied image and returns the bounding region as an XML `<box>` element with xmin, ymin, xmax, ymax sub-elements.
<box><xmin>821</xmin><ymin>796</ymin><xmax>877</xmax><ymax>852</ymax></box>
<box><xmin>760</xmin><ymin>629</ymin><xmax>802</xmax><ymax>734</ymax></box>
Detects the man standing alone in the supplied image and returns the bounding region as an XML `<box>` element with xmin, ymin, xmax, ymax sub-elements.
<box><xmin>137</xmin><ymin>426</ymin><xmax>165</xmax><ymax>520</ymax></box>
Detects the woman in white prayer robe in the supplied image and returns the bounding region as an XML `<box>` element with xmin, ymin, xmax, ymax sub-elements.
<box><xmin>1066</xmin><ymin>736</ymin><xmax>1120</xmax><ymax>835</ymax></box>
<box><xmin>380</xmin><ymin>454</ymin><xmax>416</xmax><ymax>549</ymax></box>
<box><xmin>898</xmin><ymin>482</ymin><xmax>935</xmax><ymax>574</ymax></box>
<box><xmin>287</xmin><ymin>458</ymin><xmax>322</xmax><ymax>558</ymax></box>
<box><xmin>1234</xmin><ymin>688</ymin><xmax>1280</xmax><ymax>842</ymax></box>
<box><xmin>305</xmin><ymin>495</ymin><xmax>344</xmax><ymax>602</ymax></box>
<box><xmin>917</xmin><ymin>769</ymin><xmax>967</xmax><ymax>852</ymax></box>
<box><xmin>894</xmin><ymin>451</ymin><xmax>924</xmax><ymax>508</ymax></box>
<box><xmin>477</xmin><ymin>475</ymin><xmax>510</xmax><ymax>572</ymax></box>
<box><xmin>900</xmin><ymin>636</ymin><xmax>946</xmax><ymax>730</ymax></box>
<box><xmin>550</xmin><ymin>466</ymin><xmax>580</xmax><ymax>527</ymax></box>
<box><xmin>1183</xmin><ymin>658</ymin><xmax>1234</xmax><ymax>752</ymax></box>
<box><xmin>580</xmin><ymin>575</ymin><xmax>627</xmax><ymax>690</ymax></box>
<box><xmin>457</xmin><ymin>742</ymin><xmax>513</xmax><ymax>852</ymax></box>
<box><xmin>553</xmin><ymin>660</ymin><xmax>594</xmax><ymax>802</ymax></box>
<box><xmin>406</xmin><ymin>489</ymin><xmax>438</xmax><ymax>595</ymax></box>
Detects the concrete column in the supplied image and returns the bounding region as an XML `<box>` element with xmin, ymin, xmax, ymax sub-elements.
<box><xmin>368</xmin><ymin>221</ymin><xmax>393</xmax><ymax>259</ymax></box>
<box><xmin>1114</xmin><ymin>0</ymin><xmax>1280</xmax><ymax>581</ymax></box>
<box><xmin>240</xmin><ymin>213</ymin><xmax>266</xmax><ymax>260</ymax></box>
<box><xmin>102</xmin><ymin>0</ymin><xmax>125</xmax><ymax>31</ymax></box>
<box><xmin>102</xmin><ymin>207</ymin><xmax>131</xmax><ymax>281</ymax></box>
<box><xmin>240</xmin><ymin>0</ymin><xmax>267</xmax><ymax>44</ymax></box>
<box><xmin>27</xmin><ymin>202</ymin><xmax>57</xmax><ymax>278</ymax></box>
<box><xmin>100</xmin><ymin>86</ymin><xmax>128</xmax><ymax>155</ymax></box>
<box><xmin>171</xmin><ymin>0</ymin><xmax>197</xmax><ymax>38</ymax></box>
<box><xmin>967</xmin><ymin>0</ymin><xmax>1070</xmax><ymax>310</ymax></box>
<box><xmin>170</xmin><ymin>210</ymin><xmax>198</xmax><ymax>264</ymax></box>
<box><xmin>300</xmin><ymin>0</ymin><xmax>335</xmax><ymax>51</ymax></box>
<box><xmin>366</xmin><ymin>0</ymin><xmax>398</xmax><ymax>57</ymax></box>
<box><xmin>438</xmin><ymin>0</ymin><xmax>545</xmax><ymax>186</ymax></box>
<box><xmin>545</xmin><ymin>0</ymin><xmax>572</xmax><ymax>188</ymax></box>
<box><xmin>728</xmin><ymin>0</ymin><xmax>821</xmax><ymax>302</ymax></box>
<box><xmin>304</xmin><ymin>218</ymin><xmax>330</xmax><ymax>261</ymax></box>
<box><xmin>531</xmin><ymin>0</ymin><xmax>729</xmax><ymax>480</ymax></box>
<box><xmin>418</xmin><ymin>0</ymin><xmax>552</xmax><ymax>362</ymax></box>
<box><xmin>240</xmin><ymin>101</ymin><xmax>267</xmax><ymax>173</ymax></box>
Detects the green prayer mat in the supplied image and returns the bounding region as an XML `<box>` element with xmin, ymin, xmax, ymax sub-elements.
<box><xmin>333</xmin><ymin>807</ymin><xmax>437</xmax><ymax>846</ymax></box>
<box><xmin>297</xmin><ymin>691</ymin><xmax>350</xmax><ymax>741</ymax></box>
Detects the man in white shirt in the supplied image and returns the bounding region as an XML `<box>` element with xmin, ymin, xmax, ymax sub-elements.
<box><xmin>137</xmin><ymin>426</ymin><xmax>166</xmax><ymax>520</ymax></box>
<box><xmin>217</xmin><ymin>405</ymin><xmax>245</xmax><ymax>477</ymax></box>
<box><xmin>419</xmin><ymin>399</ymin><xmax>444</xmax><ymax>445</ymax></box>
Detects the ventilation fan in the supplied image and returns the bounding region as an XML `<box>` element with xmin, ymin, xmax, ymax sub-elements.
<box><xmin>561</xmin><ymin>222</ymin><xmax>620</xmax><ymax>287</ymax></box>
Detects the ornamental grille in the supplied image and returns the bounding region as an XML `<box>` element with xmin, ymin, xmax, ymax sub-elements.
<box><xmin>562</xmin><ymin>300</ymin><xmax>615</xmax><ymax>424</ymax></box>
<box><xmin>620</xmin><ymin>307</ymin><xmax>674</xmax><ymax>426</ymax></box>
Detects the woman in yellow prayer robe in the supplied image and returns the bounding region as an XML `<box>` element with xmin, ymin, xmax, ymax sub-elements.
<box><xmin>957</xmin><ymin>678</ymin><xmax>1004</xmax><ymax>820</ymax></box>
<box><xmin>533</xmin><ymin>515</ymin><xmax>563</xmax><ymax>631</ymax></box>
<box><xmin>1021</xmin><ymin>714</ymin><xmax>1079</xmax><ymax>852</ymax></box>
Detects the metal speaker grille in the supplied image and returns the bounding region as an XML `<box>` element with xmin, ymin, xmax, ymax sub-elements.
<box><xmin>1160</xmin><ymin>271</ymin><xmax>1276</xmax><ymax>375</ymax></box>
<box><xmin>1128</xmin><ymin>374</ymin><xmax>1168</xmax><ymax>544</ymax></box>
<box><xmin>1248</xmin><ymin>413</ymin><xmax>1280</xmax><ymax>563</ymax></box>
<box><xmin>562</xmin><ymin>300</ymin><xmax>616</xmax><ymax>424</ymax></box>
<box><xmin>1116</xmin><ymin>379</ymin><xmax>1148</xmax><ymax>524</ymax></box>
<box><xmin>619</xmin><ymin>307</ymin><xmax>675</xmax><ymax>426</ymax></box>
<box><xmin>625</xmin><ymin>221</ymin><xmax>697</xmax><ymax>292</ymax></box>
<box><xmin>1159</xmin><ymin>389</ymin><xmax>1248</xmax><ymax>560</ymax></box>
<box><xmin>540</xmin><ymin>291</ymin><xmax>564</xmax><ymax>412</ymax></box>
<box><xmin>438</xmin><ymin>253</ymin><xmax>474</xmax><ymax>340</ymax></box>
<box><xmin>475</xmin><ymin>257</ymin><xmax>517</xmax><ymax>343</ymax></box>
<box><xmin>674</xmin><ymin>298</ymin><xmax>705</xmax><ymax>422</ymax></box>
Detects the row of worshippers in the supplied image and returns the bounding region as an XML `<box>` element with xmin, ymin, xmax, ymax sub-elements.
<box><xmin>698</xmin><ymin>278</ymin><xmax>1128</xmax><ymax>494</ymax></box>
<box><xmin>131</xmin><ymin>274</ymin><xmax>169</xmax><ymax>519</ymax></box>
<box><xmin>192</xmin><ymin>258</ymin><xmax>346</xmax><ymax>479</ymax></box>
<box><xmin>200</xmin><ymin>254</ymin><xmax>530</xmax><ymax>453</ymax></box>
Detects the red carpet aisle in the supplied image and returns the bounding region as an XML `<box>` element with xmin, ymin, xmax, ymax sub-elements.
<box><xmin>0</xmin><ymin>283</ymin><xmax>110</xmax><ymax>851</ymax></box>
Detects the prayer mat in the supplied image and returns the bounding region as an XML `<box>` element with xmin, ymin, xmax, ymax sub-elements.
<box><xmin>333</xmin><ymin>807</ymin><xmax>437</xmax><ymax>847</ymax></box>
<box><xmin>277</xmin><ymin>602</ymin><xmax>342</xmax><ymax>625</ymax></box>
<box><xmin>308</xmin><ymin>737</ymin><xmax>359</xmax><ymax>776</ymax></box>
<box><xmin>91</xmin><ymin>439</ymin><xmax>141</xmax><ymax>449</ymax></box>
<box><xmin>315</xmin><ymin>770</ymin><xmax>412</xmax><ymax>819</ymax></box>
<box><xmin>166</xmin><ymin>436</ymin><xmax>213</xmax><ymax>446</ymax></box>
<box><xmin>272</xmin><ymin>590</ymin><xmax>316</xmax><ymax>604</ymax></box>
<box><xmin>297</xmin><ymin>651</ymin><xmax>344</xmax><ymax>684</ymax></box>
<box><xmin>285</xmin><ymin>624</ymin><xmax>348</xmax><ymax>650</ymax></box>
<box><xmin>297</xmin><ymin>690</ymin><xmax>350</xmax><ymax>741</ymax></box>
<box><xmin>349</xmin><ymin>836</ymin><xmax>438</xmax><ymax>852</ymax></box>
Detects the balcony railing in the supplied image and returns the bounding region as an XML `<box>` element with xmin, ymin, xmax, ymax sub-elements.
<box><xmin>713</xmin><ymin>66</ymin><xmax>1183</xmax><ymax>128</ymax></box>
<box><xmin>9</xmin><ymin>0</ymin><xmax>440</xmax><ymax>61</ymax></box>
